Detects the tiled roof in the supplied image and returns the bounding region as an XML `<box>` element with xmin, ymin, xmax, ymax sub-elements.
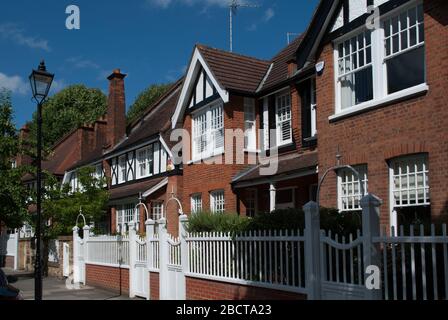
<box><xmin>109</xmin><ymin>177</ymin><xmax>166</xmax><ymax>201</ymax></box>
<box><xmin>232</xmin><ymin>151</ymin><xmax>318</xmax><ymax>186</ymax></box>
<box><xmin>259</xmin><ymin>35</ymin><xmax>304</xmax><ymax>92</ymax></box>
<box><xmin>197</xmin><ymin>45</ymin><xmax>271</xmax><ymax>94</ymax></box>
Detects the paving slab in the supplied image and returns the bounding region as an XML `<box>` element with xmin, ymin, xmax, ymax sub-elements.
<box><xmin>13</xmin><ymin>276</ymin><xmax>140</xmax><ymax>300</ymax></box>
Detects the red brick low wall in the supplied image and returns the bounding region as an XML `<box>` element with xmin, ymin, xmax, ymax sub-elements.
<box><xmin>2</xmin><ymin>256</ymin><xmax>14</xmax><ymax>269</ymax></box>
<box><xmin>150</xmin><ymin>272</ymin><xmax>159</xmax><ymax>300</ymax></box>
<box><xmin>86</xmin><ymin>264</ymin><xmax>129</xmax><ymax>294</ymax></box>
<box><xmin>186</xmin><ymin>277</ymin><xmax>307</xmax><ymax>300</ymax></box>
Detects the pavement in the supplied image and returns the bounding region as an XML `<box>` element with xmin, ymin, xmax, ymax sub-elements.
<box><xmin>8</xmin><ymin>273</ymin><xmax>139</xmax><ymax>300</ymax></box>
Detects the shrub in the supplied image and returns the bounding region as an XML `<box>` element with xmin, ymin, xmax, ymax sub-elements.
<box><xmin>186</xmin><ymin>211</ymin><xmax>250</xmax><ymax>234</ymax></box>
<box><xmin>186</xmin><ymin>208</ymin><xmax>362</xmax><ymax>237</ymax></box>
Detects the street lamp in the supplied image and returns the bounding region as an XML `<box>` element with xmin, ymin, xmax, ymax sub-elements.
<box><xmin>29</xmin><ymin>60</ymin><xmax>54</xmax><ymax>301</ymax></box>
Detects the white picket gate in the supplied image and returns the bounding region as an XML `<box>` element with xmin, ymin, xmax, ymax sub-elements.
<box><xmin>129</xmin><ymin>223</ymin><xmax>149</xmax><ymax>299</ymax></box>
<box><xmin>72</xmin><ymin>226</ymin><xmax>88</xmax><ymax>284</ymax></box>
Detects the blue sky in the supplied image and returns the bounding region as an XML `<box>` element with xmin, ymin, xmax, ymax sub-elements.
<box><xmin>0</xmin><ymin>0</ymin><xmax>319</xmax><ymax>129</ymax></box>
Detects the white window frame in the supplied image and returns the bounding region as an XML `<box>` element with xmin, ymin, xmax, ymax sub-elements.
<box><xmin>118</xmin><ymin>155</ymin><xmax>127</xmax><ymax>184</ymax></box>
<box><xmin>210</xmin><ymin>190</ymin><xmax>225</xmax><ymax>214</ymax></box>
<box><xmin>244</xmin><ymin>97</ymin><xmax>257</xmax><ymax>151</ymax></box>
<box><xmin>151</xmin><ymin>201</ymin><xmax>164</xmax><ymax>221</ymax></box>
<box><xmin>275</xmin><ymin>91</ymin><xmax>292</xmax><ymax>147</ymax></box>
<box><xmin>190</xmin><ymin>194</ymin><xmax>203</xmax><ymax>214</ymax></box>
<box><xmin>310</xmin><ymin>79</ymin><xmax>317</xmax><ymax>137</ymax></box>
<box><xmin>192</xmin><ymin>101</ymin><xmax>224</xmax><ymax>161</ymax></box>
<box><xmin>337</xmin><ymin>165</ymin><xmax>368</xmax><ymax>212</ymax></box>
<box><xmin>333</xmin><ymin>1</ymin><xmax>427</xmax><ymax>118</ymax></box>
<box><xmin>116</xmin><ymin>203</ymin><xmax>138</xmax><ymax>233</ymax></box>
<box><xmin>136</xmin><ymin>145</ymin><xmax>154</xmax><ymax>179</ymax></box>
<box><xmin>389</xmin><ymin>154</ymin><xmax>430</xmax><ymax>231</ymax></box>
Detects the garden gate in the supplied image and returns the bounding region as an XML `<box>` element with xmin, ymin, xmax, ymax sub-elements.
<box><xmin>129</xmin><ymin>222</ymin><xmax>149</xmax><ymax>299</ymax></box>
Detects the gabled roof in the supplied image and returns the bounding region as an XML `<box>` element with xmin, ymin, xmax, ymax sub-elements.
<box><xmin>258</xmin><ymin>35</ymin><xmax>304</xmax><ymax>93</ymax></box>
<box><xmin>196</xmin><ymin>45</ymin><xmax>271</xmax><ymax>94</ymax></box>
<box><xmin>106</xmin><ymin>79</ymin><xmax>183</xmax><ymax>156</ymax></box>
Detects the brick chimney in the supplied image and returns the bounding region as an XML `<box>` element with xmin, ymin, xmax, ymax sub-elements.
<box><xmin>106</xmin><ymin>69</ymin><xmax>127</xmax><ymax>149</ymax></box>
<box><xmin>16</xmin><ymin>125</ymin><xmax>32</xmax><ymax>167</ymax></box>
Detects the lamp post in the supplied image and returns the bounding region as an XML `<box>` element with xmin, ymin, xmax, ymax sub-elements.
<box><xmin>29</xmin><ymin>61</ymin><xmax>54</xmax><ymax>301</ymax></box>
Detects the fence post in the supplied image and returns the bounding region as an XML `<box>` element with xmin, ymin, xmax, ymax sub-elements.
<box><xmin>179</xmin><ymin>215</ymin><xmax>188</xmax><ymax>300</ymax></box>
<box><xmin>360</xmin><ymin>193</ymin><xmax>382</xmax><ymax>300</ymax></box>
<box><xmin>128</xmin><ymin>221</ymin><xmax>137</xmax><ymax>298</ymax></box>
<box><xmin>14</xmin><ymin>230</ymin><xmax>19</xmax><ymax>270</ymax></box>
<box><xmin>304</xmin><ymin>201</ymin><xmax>321</xmax><ymax>300</ymax></box>
<box><xmin>82</xmin><ymin>225</ymin><xmax>90</xmax><ymax>285</ymax></box>
<box><xmin>145</xmin><ymin>219</ymin><xmax>155</xmax><ymax>300</ymax></box>
<box><xmin>72</xmin><ymin>226</ymin><xmax>80</xmax><ymax>283</ymax></box>
<box><xmin>158</xmin><ymin>218</ymin><xmax>168</xmax><ymax>300</ymax></box>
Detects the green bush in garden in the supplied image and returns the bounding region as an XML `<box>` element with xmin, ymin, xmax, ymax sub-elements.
<box><xmin>186</xmin><ymin>211</ymin><xmax>250</xmax><ymax>234</ymax></box>
<box><xmin>186</xmin><ymin>208</ymin><xmax>362</xmax><ymax>236</ymax></box>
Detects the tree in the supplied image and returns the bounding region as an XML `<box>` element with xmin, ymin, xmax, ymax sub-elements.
<box><xmin>38</xmin><ymin>167</ymin><xmax>110</xmax><ymax>239</ymax></box>
<box><xmin>27</xmin><ymin>84</ymin><xmax>107</xmax><ymax>148</ymax></box>
<box><xmin>28</xmin><ymin>166</ymin><xmax>109</xmax><ymax>275</ymax></box>
<box><xmin>0</xmin><ymin>89</ymin><xmax>29</xmax><ymax>228</ymax></box>
<box><xmin>127</xmin><ymin>83</ymin><xmax>172</xmax><ymax>124</ymax></box>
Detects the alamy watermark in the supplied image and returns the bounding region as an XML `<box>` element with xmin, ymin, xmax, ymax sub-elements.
<box><xmin>66</xmin><ymin>5</ymin><xmax>80</xmax><ymax>30</ymax></box>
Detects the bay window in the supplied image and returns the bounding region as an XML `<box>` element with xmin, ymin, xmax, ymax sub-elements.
<box><xmin>136</xmin><ymin>145</ymin><xmax>153</xmax><ymax>179</ymax></box>
<box><xmin>210</xmin><ymin>190</ymin><xmax>225</xmax><ymax>214</ymax></box>
<box><xmin>116</xmin><ymin>203</ymin><xmax>137</xmax><ymax>233</ymax></box>
<box><xmin>389</xmin><ymin>154</ymin><xmax>430</xmax><ymax>229</ymax></box>
<box><xmin>338</xmin><ymin>165</ymin><xmax>368</xmax><ymax>212</ymax></box>
<box><xmin>151</xmin><ymin>201</ymin><xmax>164</xmax><ymax>221</ymax></box>
<box><xmin>334</xmin><ymin>1</ymin><xmax>426</xmax><ymax>114</ymax></box>
<box><xmin>192</xmin><ymin>101</ymin><xmax>224</xmax><ymax>160</ymax></box>
<box><xmin>384</xmin><ymin>4</ymin><xmax>425</xmax><ymax>94</ymax></box>
<box><xmin>191</xmin><ymin>194</ymin><xmax>202</xmax><ymax>214</ymax></box>
<box><xmin>275</xmin><ymin>92</ymin><xmax>292</xmax><ymax>146</ymax></box>
<box><xmin>244</xmin><ymin>98</ymin><xmax>256</xmax><ymax>151</ymax></box>
<box><xmin>118</xmin><ymin>155</ymin><xmax>127</xmax><ymax>184</ymax></box>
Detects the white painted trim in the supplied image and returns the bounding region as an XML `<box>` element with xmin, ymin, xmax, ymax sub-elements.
<box><xmin>142</xmin><ymin>178</ymin><xmax>169</xmax><ymax>198</ymax></box>
<box><xmin>104</xmin><ymin>137</ymin><xmax>159</xmax><ymax>160</ymax></box>
<box><xmin>329</xmin><ymin>83</ymin><xmax>429</xmax><ymax>121</ymax></box>
<box><xmin>233</xmin><ymin>168</ymin><xmax>318</xmax><ymax>189</ymax></box>
<box><xmin>159</xmin><ymin>135</ymin><xmax>173</xmax><ymax>159</ymax></box>
<box><xmin>172</xmin><ymin>47</ymin><xmax>229</xmax><ymax>129</ymax></box>
<box><xmin>256</xmin><ymin>63</ymin><xmax>274</xmax><ymax>93</ymax></box>
<box><xmin>85</xmin><ymin>262</ymin><xmax>130</xmax><ymax>269</ymax></box>
<box><xmin>258</xmin><ymin>85</ymin><xmax>290</xmax><ymax>100</ymax></box>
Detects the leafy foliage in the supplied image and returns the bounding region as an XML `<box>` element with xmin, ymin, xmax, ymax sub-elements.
<box><xmin>186</xmin><ymin>208</ymin><xmax>362</xmax><ymax>237</ymax></box>
<box><xmin>28</xmin><ymin>166</ymin><xmax>110</xmax><ymax>239</ymax></box>
<box><xmin>0</xmin><ymin>89</ymin><xmax>29</xmax><ymax>228</ymax></box>
<box><xmin>127</xmin><ymin>83</ymin><xmax>172</xmax><ymax>124</ymax></box>
<box><xmin>186</xmin><ymin>211</ymin><xmax>251</xmax><ymax>235</ymax></box>
<box><xmin>27</xmin><ymin>85</ymin><xmax>107</xmax><ymax>148</ymax></box>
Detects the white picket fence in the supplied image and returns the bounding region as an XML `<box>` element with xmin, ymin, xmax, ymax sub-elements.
<box><xmin>186</xmin><ymin>230</ymin><xmax>306</xmax><ymax>293</ymax></box>
<box><xmin>72</xmin><ymin>194</ymin><xmax>448</xmax><ymax>300</ymax></box>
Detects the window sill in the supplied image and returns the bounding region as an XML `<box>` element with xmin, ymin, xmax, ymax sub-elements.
<box><xmin>329</xmin><ymin>84</ymin><xmax>429</xmax><ymax>122</ymax></box>
<box><xmin>243</xmin><ymin>149</ymin><xmax>261</xmax><ymax>154</ymax></box>
<box><xmin>188</xmin><ymin>151</ymin><xmax>225</xmax><ymax>165</ymax></box>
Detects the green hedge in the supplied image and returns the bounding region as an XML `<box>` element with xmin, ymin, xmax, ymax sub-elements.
<box><xmin>187</xmin><ymin>208</ymin><xmax>362</xmax><ymax>236</ymax></box>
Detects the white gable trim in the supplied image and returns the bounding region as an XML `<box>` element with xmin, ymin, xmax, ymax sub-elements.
<box><xmin>159</xmin><ymin>135</ymin><xmax>173</xmax><ymax>159</ymax></box>
<box><xmin>142</xmin><ymin>177</ymin><xmax>169</xmax><ymax>198</ymax></box>
<box><xmin>172</xmin><ymin>47</ymin><xmax>229</xmax><ymax>129</ymax></box>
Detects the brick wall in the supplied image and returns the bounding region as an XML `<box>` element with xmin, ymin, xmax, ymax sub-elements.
<box><xmin>149</xmin><ymin>272</ymin><xmax>159</xmax><ymax>300</ymax></box>
<box><xmin>186</xmin><ymin>277</ymin><xmax>306</xmax><ymax>300</ymax></box>
<box><xmin>181</xmin><ymin>95</ymin><xmax>257</xmax><ymax>216</ymax></box>
<box><xmin>1</xmin><ymin>255</ymin><xmax>15</xmax><ymax>269</ymax></box>
<box><xmin>85</xmin><ymin>264</ymin><xmax>129</xmax><ymax>293</ymax></box>
<box><xmin>315</xmin><ymin>0</ymin><xmax>448</xmax><ymax>226</ymax></box>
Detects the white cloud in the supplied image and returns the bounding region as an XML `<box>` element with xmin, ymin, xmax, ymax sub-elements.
<box><xmin>0</xmin><ymin>73</ymin><xmax>29</xmax><ymax>95</ymax></box>
<box><xmin>263</xmin><ymin>8</ymin><xmax>275</xmax><ymax>22</ymax></box>
<box><xmin>67</xmin><ymin>57</ymin><xmax>100</xmax><ymax>69</ymax></box>
<box><xmin>50</xmin><ymin>79</ymin><xmax>67</xmax><ymax>95</ymax></box>
<box><xmin>0</xmin><ymin>23</ymin><xmax>50</xmax><ymax>51</ymax></box>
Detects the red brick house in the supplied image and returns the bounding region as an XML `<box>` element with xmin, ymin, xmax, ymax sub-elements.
<box><xmin>289</xmin><ymin>0</ymin><xmax>448</xmax><ymax>230</ymax></box>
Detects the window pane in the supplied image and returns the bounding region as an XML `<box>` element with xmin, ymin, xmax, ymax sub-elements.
<box><xmin>340</xmin><ymin>66</ymin><xmax>373</xmax><ymax>109</ymax></box>
<box><xmin>387</xmin><ymin>46</ymin><xmax>425</xmax><ymax>94</ymax></box>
